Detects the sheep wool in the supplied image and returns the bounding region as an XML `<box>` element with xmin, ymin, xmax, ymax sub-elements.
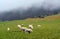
<box><xmin>29</xmin><ymin>25</ymin><xmax>33</xmax><ymax>29</ymax></box>
<box><xmin>7</xmin><ymin>27</ymin><xmax>10</xmax><ymax>31</ymax></box>
<box><xmin>25</xmin><ymin>28</ymin><xmax>33</xmax><ymax>34</ymax></box>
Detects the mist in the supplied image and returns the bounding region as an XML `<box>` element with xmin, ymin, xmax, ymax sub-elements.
<box><xmin>0</xmin><ymin>0</ymin><xmax>60</xmax><ymax>21</ymax></box>
<box><xmin>0</xmin><ymin>0</ymin><xmax>60</xmax><ymax>11</ymax></box>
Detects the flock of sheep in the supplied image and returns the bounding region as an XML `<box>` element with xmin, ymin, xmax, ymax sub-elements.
<box><xmin>7</xmin><ymin>24</ymin><xmax>41</xmax><ymax>34</ymax></box>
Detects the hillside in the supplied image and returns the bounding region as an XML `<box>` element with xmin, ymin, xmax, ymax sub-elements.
<box><xmin>26</xmin><ymin>14</ymin><xmax>60</xmax><ymax>20</ymax></box>
<box><xmin>0</xmin><ymin>14</ymin><xmax>60</xmax><ymax>39</ymax></box>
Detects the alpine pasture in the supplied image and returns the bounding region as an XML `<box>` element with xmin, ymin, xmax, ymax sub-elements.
<box><xmin>0</xmin><ymin>14</ymin><xmax>60</xmax><ymax>39</ymax></box>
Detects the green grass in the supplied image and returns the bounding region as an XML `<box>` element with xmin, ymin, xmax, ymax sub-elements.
<box><xmin>0</xmin><ymin>17</ymin><xmax>60</xmax><ymax>39</ymax></box>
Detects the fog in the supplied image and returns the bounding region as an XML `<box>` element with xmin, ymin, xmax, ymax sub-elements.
<box><xmin>0</xmin><ymin>0</ymin><xmax>60</xmax><ymax>21</ymax></box>
<box><xmin>0</xmin><ymin>0</ymin><xmax>60</xmax><ymax>11</ymax></box>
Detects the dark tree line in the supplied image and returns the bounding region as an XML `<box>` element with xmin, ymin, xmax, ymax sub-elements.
<box><xmin>0</xmin><ymin>6</ymin><xmax>60</xmax><ymax>21</ymax></box>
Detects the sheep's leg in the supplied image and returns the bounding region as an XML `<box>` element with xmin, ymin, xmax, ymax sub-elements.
<box><xmin>22</xmin><ymin>29</ymin><xmax>25</xmax><ymax>31</ymax></box>
<box><xmin>28</xmin><ymin>31</ymin><xmax>31</xmax><ymax>34</ymax></box>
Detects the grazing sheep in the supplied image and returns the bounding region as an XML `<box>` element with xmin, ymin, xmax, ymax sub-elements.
<box><xmin>21</xmin><ymin>24</ymin><xmax>24</xmax><ymax>26</ymax></box>
<box><xmin>18</xmin><ymin>25</ymin><xmax>33</xmax><ymax>34</ymax></box>
<box><xmin>37</xmin><ymin>25</ymin><xmax>41</xmax><ymax>27</ymax></box>
<box><xmin>29</xmin><ymin>25</ymin><xmax>33</xmax><ymax>29</ymax></box>
<box><xmin>25</xmin><ymin>28</ymin><xmax>33</xmax><ymax>34</ymax></box>
<box><xmin>18</xmin><ymin>25</ymin><xmax>27</xmax><ymax>31</ymax></box>
<box><xmin>7</xmin><ymin>27</ymin><xmax>10</xmax><ymax>31</ymax></box>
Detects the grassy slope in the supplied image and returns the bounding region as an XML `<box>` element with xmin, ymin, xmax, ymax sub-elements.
<box><xmin>0</xmin><ymin>14</ymin><xmax>60</xmax><ymax>39</ymax></box>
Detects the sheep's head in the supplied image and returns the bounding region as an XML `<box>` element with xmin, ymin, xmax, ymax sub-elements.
<box><xmin>29</xmin><ymin>25</ymin><xmax>33</xmax><ymax>29</ymax></box>
<box><xmin>21</xmin><ymin>24</ymin><xmax>24</xmax><ymax>26</ymax></box>
<box><xmin>18</xmin><ymin>25</ymin><xmax>21</xmax><ymax>28</ymax></box>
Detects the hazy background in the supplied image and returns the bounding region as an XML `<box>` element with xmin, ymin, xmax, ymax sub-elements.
<box><xmin>0</xmin><ymin>0</ymin><xmax>60</xmax><ymax>11</ymax></box>
<box><xmin>0</xmin><ymin>0</ymin><xmax>60</xmax><ymax>21</ymax></box>
<box><xmin>0</xmin><ymin>0</ymin><xmax>44</xmax><ymax>11</ymax></box>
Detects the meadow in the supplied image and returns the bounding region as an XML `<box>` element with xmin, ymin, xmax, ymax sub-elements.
<box><xmin>0</xmin><ymin>14</ymin><xmax>60</xmax><ymax>39</ymax></box>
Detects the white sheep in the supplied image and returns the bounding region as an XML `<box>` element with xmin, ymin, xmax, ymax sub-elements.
<box><xmin>7</xmin><ymin>27</ymin><xmax>10</xmax><ymax>31</ymax></box>
<box><xmin>37</xmin><ymin>25</ymin><xmax>41</xmax><ymax>27</ymax></box>
<box><xmin>25</xmin><ymin>28</ymin><xmax>33</xmax><ymax>34</ymax></box>
<box><xmin>21</xmin><ymin>24</ymin><xmax>24</xmax><ymax>26</ymax></box>
<box><xmin>18</xmin><ymin>25</ymin><xmax>33</xmax><ymax>34</ymax></box>
<box><xmin>18</xmin><ymin>25</ymin><xmax>27</xmax><ymax>31</ymax></box>
<box><xmin>29</xmin><ymin>24</ymin><xmax>33</xmax><ymax>29</ymax></box>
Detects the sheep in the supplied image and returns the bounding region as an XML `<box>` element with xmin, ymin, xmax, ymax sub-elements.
<box><xmin>37</xmin><ymin>25</ymin><xmax>41</xmax><ymax>27</ymax></box>
<box><xmin>7</xmin><ymin>27</ymin><xmax>10</xmax><ymax>31</ymax></box>
<box><xmin>17</xmin><ymin>25</ymin><xmax>27</xmax><ymax>31</ymax></box>
<box><xmin>29</xmin><ymin>24</ymin><xmax>33</xmax><ymax>29</ymax></box>
<box><xmin>18</xmin><ymin>25</ymin><xmax>33</xmax><ymax>34</ymax></box>
<box><xmin>25</xmin><ymin>28</ymin><xmax>33</xmax><ymax>34</ymax></box>
<box><xmin>21</xmin><ymin>24</ymin><xmax>24</xmax><ymax>26</ymax></box>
